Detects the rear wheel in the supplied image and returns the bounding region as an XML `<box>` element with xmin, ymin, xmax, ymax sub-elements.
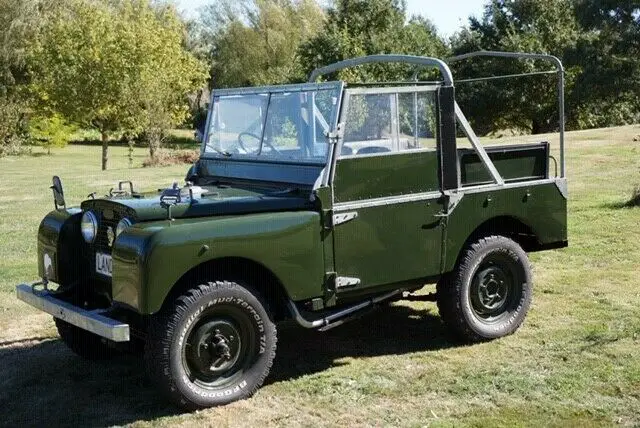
<box><xmin>144</xmin><ymin>281</ymin><xmax>277</xmax><ymax>410</ymax></box>
<box><xmin>437</xmin><ymin>235</ymin><xmax>532</xmax><ymax>342</ymax></box>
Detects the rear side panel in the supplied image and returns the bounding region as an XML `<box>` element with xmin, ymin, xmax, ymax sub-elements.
<box><xmin>443</xmin><ymin>180</ymin><xmax>567</xmax><ymax>273</ymax></box>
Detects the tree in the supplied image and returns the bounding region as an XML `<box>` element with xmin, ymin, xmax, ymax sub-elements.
<box><xmin>569</xmin><ymin>1</ymin><xmax>640</xmax><ymax>128</ymax></box>
<box><xmin>0</xmin><ymin>0</ymin><xmax>48</xmax><ymax>156</ymax></box>
<box><xmin>29</xmin><ymin>113</ymin><xmax>76</xmax><ymax>155</ymax></box>
<box><xmin>299</xmin><ymin>0</ymin><xmax>447</xmax><ymax>83</ymax></box>
<box><xmin>194</xmin><ymin>0</ymin><xmax>325</xmax><ymax>88</ymax></box>
<box><xmin>450</xmin><ymin>0</ymin><xmax>581</xmax><ymax>135</ymax></box>
<box><xmin>129</xmin><ymin>2</ymin><xmax>207</xmax><ymax>158</ymax></box>
<box><xmin>31</xmin><ymin>0</ymin><xmax>206</xmax><ymax>169</ymax></box>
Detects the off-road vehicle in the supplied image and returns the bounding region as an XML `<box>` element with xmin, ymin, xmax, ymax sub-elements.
<box><xmin>17</xmin><ymin>52</ymin><xmax>568</xmax><ymax>409</ymax></box>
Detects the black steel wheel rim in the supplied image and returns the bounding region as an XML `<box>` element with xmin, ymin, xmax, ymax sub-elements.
<box><xmin>182</xmin><ymin>305</ymin><xmax>257</xmax><ymax>389</ymax></box>
<box><xmin>469</xmin><ymin>253</ymin><xmax>522</xmax><ymax>322</ymax></box>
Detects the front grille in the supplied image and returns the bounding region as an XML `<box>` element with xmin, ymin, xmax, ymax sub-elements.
<box><xmin>81</xmin><ymin>200</ymin><xmax>137</xmax><ymax>255</ymax></box>
<box><xmin>94</xmin><ymin>209</ymin><xmax>121</xmax><ymax>254</ymax></box>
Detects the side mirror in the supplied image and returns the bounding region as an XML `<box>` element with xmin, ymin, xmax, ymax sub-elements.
<box><xmin>51</xmin><ymin>175</ymin><xmax>66</xmax><ymax>210</ymax></box>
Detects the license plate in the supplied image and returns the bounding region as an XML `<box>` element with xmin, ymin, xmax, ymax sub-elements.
<box><xmin>96</xmin><ymin>252</ymin><xmax>112</xmax><ymax>277</ymax></box>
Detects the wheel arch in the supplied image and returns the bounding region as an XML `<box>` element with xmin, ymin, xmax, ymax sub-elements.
<box><xmin>445</xmin><ymin>215</ymin><xmax>540</xmax><ymax>273</ymax></box>
<box><xmin>160</xmin><ymin>257</ymin><xmax>292</xmax><ymax>322</ymax></box>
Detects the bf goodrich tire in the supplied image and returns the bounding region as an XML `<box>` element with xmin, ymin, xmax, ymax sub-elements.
<box><xmin>55</xmin><ymin>318</ymin><xmax>116</xmax><ymax>359</ymax></box>
<box><xmin>437</xmin><ymin>235</ymin><xmax>533</xmax><ymax>343</ymax></box>
<box><xmin>144</xmin><ymin>281</ymin><xmax>277</xmax><ymax>410</ymax></box>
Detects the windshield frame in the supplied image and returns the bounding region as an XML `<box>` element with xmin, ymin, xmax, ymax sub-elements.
<box><xmin>201</xmin><ymin>81</ymin><xmax>344</xmax><ymax>165</ymax></box>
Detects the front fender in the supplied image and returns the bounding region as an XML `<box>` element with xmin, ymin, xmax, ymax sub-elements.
<box><xmin>37</xmin><ymin>208</ymin><xmax>82</xmax><ymax>284</ymax></box>
<box><xmin>112</xmin><ymin>211</ymin><xmax>324</xmax><ymax>314</ymax></box>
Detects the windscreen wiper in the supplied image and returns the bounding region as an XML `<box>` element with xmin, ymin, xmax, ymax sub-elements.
<box><xmin>205</xmin><ymin>141</ymin><xmax>232</xmax><ymax>157</ymax></box>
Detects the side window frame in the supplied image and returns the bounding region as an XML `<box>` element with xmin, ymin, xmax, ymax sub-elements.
<box><xmin>337</xmin><ymin>86</ymin><xmax>440</xmax><ymax>159</ymax></box>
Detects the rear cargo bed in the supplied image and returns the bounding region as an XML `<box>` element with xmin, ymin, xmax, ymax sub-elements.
<box><xmin>458</xmin><ymin>141</ymin><xmax>550</xmax><ymax>187</ymax></box>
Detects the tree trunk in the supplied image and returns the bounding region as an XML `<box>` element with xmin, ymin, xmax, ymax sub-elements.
<box><xmin>101</xmin><ymin>131</ymin><xmax>109</xmax><ymax>171</ymax></box>
<box><xmin>149</xmin><ymin>139</ymin><xmax>157</xmax><ymax>159</ymax></box>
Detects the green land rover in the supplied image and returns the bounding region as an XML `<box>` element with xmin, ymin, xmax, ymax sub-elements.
<box><xmin>17</xmin><ymin>52</ymin><xmax>568</xmax><ymax>409</ymax></box>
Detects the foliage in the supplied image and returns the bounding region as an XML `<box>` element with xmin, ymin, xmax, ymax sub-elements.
<box><xmin>451</xmin><ymin>0</ymin><xmax>640</xmax><ymax>135</ymax></box>
<box><xmin>31</xmin><ymin>0</ymin><xmax>206</xmax><ymax>169</ymax></box>
<box><xmin>131</xmin><ymin>2</ymin><xmax>207</xmax><ymax>159</ymax></box>
<box><xmin>569</xmin><ymin>1</ymin><xmax>640</xmax><ymax>128</ymax></box>
<box><xmin>450</xmin><ymin>0</ymin><xmax>581</xmax><ymax>135</ymax></box>
<box><xmin>29</xmin><ymin>113</ymin><xmax>77</xmax><ymax>154</ymax></box>
<box><xmin>194</xmin><ymin>0</ymin><xmax>325</xmax><ymax>88</ymax></box>
<box><xmin>0</xmin><ymin>0</ymin><xmax>48</xmax><ymax>156</ymax></box>
<box><xmin>142</xmin><ymin>148</ymin><xmax>200</xmax><ymax>167</ymax></box>
<box><xmin>299</xmin><ymin>0</ymin><xmax>448</xmax><ymax>82</ymax></box>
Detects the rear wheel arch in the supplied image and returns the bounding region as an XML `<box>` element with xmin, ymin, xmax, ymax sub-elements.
<box><xmin>446</xmin><ymin>215</ymin><xmax>540</xmax><ymax>274</ymax></box>
<box><xmin>466</xmin><ymin>216</ymin><xmax>540</xmax><ymax>251</ymax></box>
<box><xmin>159</xmin><ymin>257</ymin><xmax>292</xmax><ymax>322</ymax></box>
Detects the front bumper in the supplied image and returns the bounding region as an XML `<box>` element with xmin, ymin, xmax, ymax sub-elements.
<box><xmin>16</xmin><ymin>282</ymin><xmax>130</xmax><ymax>342</ymax></box>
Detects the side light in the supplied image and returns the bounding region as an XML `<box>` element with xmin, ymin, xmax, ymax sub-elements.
<box><xmin>116</xmin><ymin>217</ymin><xmax>133</xmax><ymax>237</ymax></box>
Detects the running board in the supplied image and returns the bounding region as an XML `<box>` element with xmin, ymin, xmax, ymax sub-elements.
<box><xmin>288</xmin><ymin>289</ymin><xmax>402</xmax><ymax>331</ymax></box>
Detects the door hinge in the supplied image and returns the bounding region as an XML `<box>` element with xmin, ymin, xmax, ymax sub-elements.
<box><xmin>336</xmin><ymin>276</ymin><xmax>361</xmax><ymax>289</ymax></box>
<box><xmin>333</xmin><ymin>211</ymin><xmax>358</xmax><ymax>226</ymax></box>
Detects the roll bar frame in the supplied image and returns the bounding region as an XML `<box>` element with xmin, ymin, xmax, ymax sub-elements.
<box><xmin>308</xmin><ymin>54</ymin><xmax>454</xmax><ymax>86</ymax></box>
<box><xmin>308</xmin><ymin>51</ymin><xmax>566</xmax><ymax>180</ymax></box>
<box><xmin>447</xmin><ymin>51</ymin><xmax>565</xmax><ymax>178</ymax></box>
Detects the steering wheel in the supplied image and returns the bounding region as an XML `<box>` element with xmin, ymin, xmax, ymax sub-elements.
<box><xmin>237</xmin><ymin>132</ymin><xmax>281</xmax><ymax>155</ymax></box>
<box><xmin>237</xmin><ymin>132</ymin><xmax>262</xmax><ymax>153</ymax></box>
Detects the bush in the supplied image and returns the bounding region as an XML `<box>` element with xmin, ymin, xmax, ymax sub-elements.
<box><xmin>142</xmin><ymin>149</ymin><xmax>199</xmax><ymax>167</ymax></box>
<box><xmin>0</xmin><ymin>96</ymin><xmax>29</xmax><ymax>156</ymax></box>
<box><xmin>627</xmin><ymin>186</ymin><xmax>640</xmax><ymax>207</ymax></box>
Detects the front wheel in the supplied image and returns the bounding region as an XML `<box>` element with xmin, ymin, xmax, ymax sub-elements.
<box><xmin>437</xmin><ymin>235</ymin><xmax>533</xmax><ymax>342</ymax></box>
<box><xmin>55</xmin><ymin>318</ymin><xmax>116</xmax><ymax>359</ymax></box>
<box><xmin>144</xmin><ymin>281</ymin><xmax>277</xmax><ymax>410</ymax></box>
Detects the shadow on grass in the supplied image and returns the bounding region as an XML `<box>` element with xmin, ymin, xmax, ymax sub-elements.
<box><xmin>601</xmin><ymin>200</ymin><xmax>640</xmax><ymax>210</ymax></box>
<box><xmin>0</xmin><ymin>304</ymin><xmax>456</xmax><ymax>427</ymax></box>
<box><xmin>268</xmin><ymin>304</ymin><xmax>456</xmax><ymax>384</ymax></box>
<box><xmin>602</xmin><ymin>187</ymin><xmax>640</xmax><ymax>209</ymax></box>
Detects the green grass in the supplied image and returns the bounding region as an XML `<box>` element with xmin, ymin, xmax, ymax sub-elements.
<box><xmin>0</xmin><ymin>125</ymin><xmax>639</xmax><ymax>427</ymax></box>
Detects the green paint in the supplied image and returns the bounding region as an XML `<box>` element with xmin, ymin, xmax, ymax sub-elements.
<box><xmin>30</xmin><ymin>81</ymin><xmax>567</xmax><ymax>317</ymax></box>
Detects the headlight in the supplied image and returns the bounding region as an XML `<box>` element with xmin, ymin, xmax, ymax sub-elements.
<box><xmin>116</xmin><ymin>217</ymin><xmax>133</xmax><ymax>236</ymax></box>
<box><xmin>81</xmin><ymin>211</ymin><xmax>98</xmax><ymax>243</ymax></box>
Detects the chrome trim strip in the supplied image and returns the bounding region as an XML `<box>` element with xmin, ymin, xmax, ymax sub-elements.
<box><xmin>212</xmin><ymin>81</ymin><xmax>343</xmax><ymax>97</ymax></box>
<box><xmin>338</xmin><ymin>147</ymin><xmax>437</xmax><ymax>160</ymax></box>
<box><xmin>345</xmin><ymin>86</ymin><xmax>440</xmax><ymax>95</ymax></box>
<box><xmin>16</xmin><ymin>283</ymin><xmax>130</xmax><ymax>342</ymax></box>
<box><xmin>334</xmin><ymin>190</ymin><xmax>442</xmax><ymax>211</ymax></box>
<box><xmin>459</xmin><ymin>178</ymin><xmax>559</xmax><ymax>194</ymax></box>
<box><xmin>334</xmin><ymin>178</ymin><xmax>562</xmax><ymax>211</ymax></box>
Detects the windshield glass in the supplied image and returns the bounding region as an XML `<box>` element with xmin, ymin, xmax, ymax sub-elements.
<box><xmin>203</xmin><ymin>84</ymin><xmax>342</xmax><ymax>164</ymax></box>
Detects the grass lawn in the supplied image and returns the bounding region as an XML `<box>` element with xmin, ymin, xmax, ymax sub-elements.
<box><xmin>0</xmin><ymin>125</ymin><xmax>639</xmax><ymax>427</ymax></box>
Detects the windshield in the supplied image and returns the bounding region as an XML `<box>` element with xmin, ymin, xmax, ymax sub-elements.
<box><xmin>203</xmin><ymin>83</ymin><xmax>342</xmax><ymax>164</ymax></box>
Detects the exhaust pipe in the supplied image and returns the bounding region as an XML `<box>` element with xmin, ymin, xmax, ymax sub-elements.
<box><xmin>288</xmin><ymin>289</ymin><xmax>402</xmax><ymax>331</ymax></box>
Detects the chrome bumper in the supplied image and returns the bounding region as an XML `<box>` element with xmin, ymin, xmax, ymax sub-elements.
<box><xmin>16</xmin><ymin>283</ymin><xmax>130</xmax><ymax>342</ymax></box>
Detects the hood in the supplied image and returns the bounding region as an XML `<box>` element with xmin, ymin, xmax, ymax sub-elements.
<box><xmin>80</xmin><ymin>184</ymin><xmax>314</xmax><ymax>221</ymax></box>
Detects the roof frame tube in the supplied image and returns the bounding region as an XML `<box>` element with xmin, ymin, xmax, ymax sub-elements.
<box><xmin>309</xmin><ymin>54</ymin><xmax>454</xmax><ymax>86</ymax></box>
<box><xmin>447</xmin><ymin>51</ymin><xmax>565</xmax><ymax>178</ymax></box>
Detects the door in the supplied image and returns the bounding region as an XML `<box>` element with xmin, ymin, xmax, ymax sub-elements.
<box><xmin>331</xmin><ymin>88</ymin><xmax>445</xmax><ymax>291</ymax></box>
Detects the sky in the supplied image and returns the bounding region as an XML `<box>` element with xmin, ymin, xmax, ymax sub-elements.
<box><xmin>176</xmin><ymin>0</ymin><xmax>486</xmax><ymax>37</ymax></box>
